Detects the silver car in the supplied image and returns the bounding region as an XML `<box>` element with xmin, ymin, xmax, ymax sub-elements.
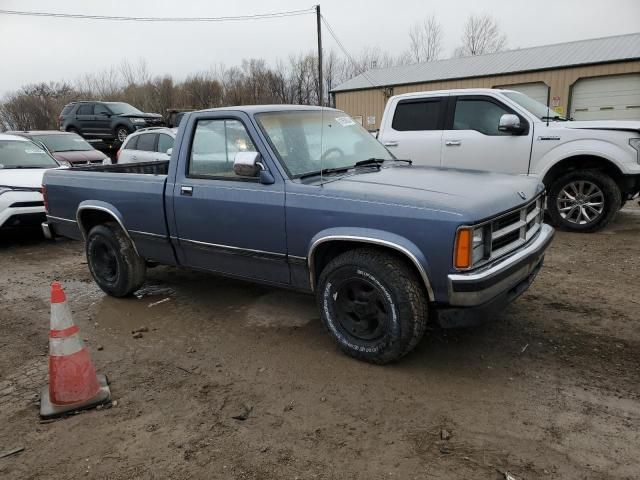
<box><xmin>117</xmin><ymin>127</ymin><xmax>176</xmax><ymax>164</ymax></box>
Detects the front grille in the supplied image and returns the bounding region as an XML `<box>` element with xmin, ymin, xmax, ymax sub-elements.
<box><xmin>489</xmin><ymin>195</ymin><xmax>544</xmax><ymax>260</ymax></box>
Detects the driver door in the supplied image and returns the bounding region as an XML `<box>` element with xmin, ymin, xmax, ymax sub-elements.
<box><xmin>171</xmin><ymin>112</ymin><xmax>289</xmax><ymax>284</ymax></box>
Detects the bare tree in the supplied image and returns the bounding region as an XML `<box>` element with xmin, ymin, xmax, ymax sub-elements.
<box><xmin>406</xmin><ymin>15</ymin><xmax>443</xmax><ymax>63</ymax></box>
<box><xmin>454</xmin><ymin>14</ymin><xmax>507</xmax><ymax>57</ymax></box>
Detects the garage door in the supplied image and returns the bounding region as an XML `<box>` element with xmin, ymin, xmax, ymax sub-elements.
<box><xmin>570</xmin><ymin>74</ymin><xmax>640</xmax><ymax>120</ymax></box>
<box><xmin>495</xmin><ymin>82</ymin><xmax>549</xmax><ymax>105</ymax></box>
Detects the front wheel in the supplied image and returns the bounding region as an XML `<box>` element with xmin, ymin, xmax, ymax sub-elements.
<box><xmin>546</xmin><ymin>170</ymin><xmax>621</xmax><ymax>232</ymax></box>
<box><xmin>316</xmin><ymin>248</ymin><xmax>428</xmax><ymax>364</ymax></box>
<box><xmin>86</xmin><ymin>222</ymin><xmax>146</xmax><ymax>297</ymax></box>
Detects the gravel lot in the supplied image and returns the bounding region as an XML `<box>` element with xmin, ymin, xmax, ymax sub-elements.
<box><xmin>1</xmin><ymin>206</ymin><xmax>639</xmax><ymax>479</ymax></box>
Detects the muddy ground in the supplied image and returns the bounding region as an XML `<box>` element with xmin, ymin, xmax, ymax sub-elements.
<box><xmin>1</xmin><ymin>206</ymin><xmax>639</xmax><ymax>480</ymax></box>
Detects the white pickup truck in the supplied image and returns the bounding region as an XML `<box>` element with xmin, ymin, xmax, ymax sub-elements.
<box><xmin>378</xmin><ymin>88</ymin><xmax>640</xmax><ymax>232</ymax></box>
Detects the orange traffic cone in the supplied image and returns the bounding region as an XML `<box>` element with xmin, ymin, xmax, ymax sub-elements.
<box><xmin>40</xmin><ymin>282</ymin><xmax>111</xmax><ymax>418</ymax></box>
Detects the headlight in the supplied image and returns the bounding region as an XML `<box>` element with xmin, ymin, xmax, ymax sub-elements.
<box><xmin>454</xmin><ymin>226</ymin><xmax>487</xmax><ymax>269</ymax></box>
<box><xmin>56</xmin><ymin>160</ymin><xmax>71</xmax><ymax>168</ymax></box>
<box><xmin>131</xmin><ymin>118</ymin><xmax>146</xmax><ymax>124</ymax></box>
<box><xmin>0</xmin><ymin>187</ymin><xmax>12</xmax><ymax>196</ymax></box>
<box><xmin>630</xmin><ymin>138</ymin><xmax>640</xmax><ymax>164</ymax></box>
<box><xmin>102</xmin><ymin>157</ymin><xmax>112</xmax><ymax>165</ymax></box>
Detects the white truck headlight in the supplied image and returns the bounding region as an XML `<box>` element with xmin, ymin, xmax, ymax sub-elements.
<box><xmin>630</xmin><ymin>138</ymin><xmax>640</xmax><ymax>164</ymax></box>
<box><xmin>454</xmin><ymin>226</ymin><xmax>487</xmax><ymax>269</ymax></box>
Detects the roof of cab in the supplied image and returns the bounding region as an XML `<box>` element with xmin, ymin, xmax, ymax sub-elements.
<box><xmin>196</xmin><ymin>105</ymin><xmax>340</xmax><ymax>115</ymax></box>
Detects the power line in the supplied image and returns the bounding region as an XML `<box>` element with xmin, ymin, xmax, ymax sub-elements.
<box><xmin>0</xmin><ymin>7</ymin><xmax>315</xmax><ymax>22</ymax></box>
<box><xmin>320</xmin><ymin>14</ymin><xmax>378</xmax><ymax>88</ymax></box>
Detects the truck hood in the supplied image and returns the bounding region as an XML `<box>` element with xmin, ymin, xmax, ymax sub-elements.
<box><xmin>559</xmin><ymin>120</ymin><xmax>640</xmax><ymax>133</ymax></box>
<box><xmin>53</xmin><ymin>150</ymin><xmax>106</xmax><ymax>164</ymax></box>
<box><xmin>0</xmin><ymin>168</ymin><xmax>50</xmax><ymax>189</ymax></box>
<box><xmin>320</xmin><ymin>165</ymin><xmax>544</xmax><ymax>222</ymax></box>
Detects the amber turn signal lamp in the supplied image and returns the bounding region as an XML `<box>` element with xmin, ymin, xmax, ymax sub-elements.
<box><xmin>454</xmin><ymin>228</ymin><xmax>472</xmax><ymax>269</ymax></box>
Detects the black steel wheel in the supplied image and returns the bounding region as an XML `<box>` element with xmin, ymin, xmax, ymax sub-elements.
<box><xmin>317</xmin><ymin>248</ymin><xmax>428</xmax><ymax>364</ymax></box>
<box><xmin>86</xmin><ymin>222</ymin><xmax>146</xmax><ymax>297</ymax></box>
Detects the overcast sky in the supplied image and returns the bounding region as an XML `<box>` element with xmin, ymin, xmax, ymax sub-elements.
<box><xmin>1</xmin><ymin>0</ymin><xmax>638</xmax><ymax>96</ymax></box>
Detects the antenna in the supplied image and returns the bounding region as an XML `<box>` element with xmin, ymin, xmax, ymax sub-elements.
<box><xmin>546</xmin><ymin>89</ymin><xmax>550</xmax><ymax>127</ymax></box>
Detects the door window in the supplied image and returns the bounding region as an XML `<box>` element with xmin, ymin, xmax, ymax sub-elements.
<box><xmin>76</xmin><ymin>104</ymin><xmax>94</xmax><ymax>115</ymax></box>
<box><xmin>453</xmin><ymin>98</ymin><xmax>511</xmax><ymax>135</ymax></box>
<box><xmin>157</xmin><ymin>134</ymin><xmax>173</xmax><ymax>154</ymax></box>
<box><xmin>392</xmin><ymin>99</ymin><xmax>442</xmax><ymax>131</ymax></box>
<box><xmin>136</xmin><ymin>133</ymin><xmax>157</xmax><ymax>152</ymax></box>
<box><xmin>94</xmin><ymin>104</ymin><xmax>111</xmax><ymax>116</ymax></box>
<box><xmin>188</xmin><ymin>119</ymin><xmax>256</xmax><ymax>178</ymax></box>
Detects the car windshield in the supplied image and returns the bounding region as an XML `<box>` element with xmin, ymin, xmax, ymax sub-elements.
<box><xmin>256</xmin><ymin>110</ymin><xmax>393</xmax><ymax>178</ymax></box>
<box><xmin>32</xmin><ymin>133</ymin><xmax>93</xmax><ymax>152</ymax></box>
<box><xmin>106</xmin><ymin>102</ymin><xmax>143</xmax><ymax>115</ymax></box>
<box><xmin>503</xmin><ymin>91</ymin><xmax>567</xmax><ymax>121</ymax></box>
<box><xmin>0</xmin><ymin>140</ymin><xmax>59</xmax><ymax>169</ymax></box>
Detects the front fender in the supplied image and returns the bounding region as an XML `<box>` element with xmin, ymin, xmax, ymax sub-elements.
<box><xmin>307</xmin><ymin>227</ymin><xmax>435</xmax><ymax>301</ymax></box>
<box><xmin>533</xmin><ymin>139</ymin><xmax>637</xmax><ymax>179</ymax></box>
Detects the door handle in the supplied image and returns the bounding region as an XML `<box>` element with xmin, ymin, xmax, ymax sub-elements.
<box><xmin>445</xmin><ymin>140</ymin><xmax>462</xmax><ymax>146</ymax></box>
<box><xmin>383</xmin><ymin>141</ymin><xmax>398</xmax><ymax>147</ymax></box>
<box><xmin>180</xmin><ymin>185</ymin><xmax>193</xmax><ymax>196</ymax></box>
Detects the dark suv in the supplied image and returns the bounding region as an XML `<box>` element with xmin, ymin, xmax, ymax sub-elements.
<box><xmin>59</xmin><ymin>101</ymin><xmax>165</xmax><ymax>144</ymax></box>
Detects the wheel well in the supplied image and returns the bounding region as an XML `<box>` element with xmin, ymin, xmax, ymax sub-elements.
<box><xmin>77</xmin><ymin>209</ymin><xmax>117</xmax><ymax>237</ymax></box>
<box><xmin>310</xmin><ymin>240</ymin><xmax>434</xmax><ymax>301</ymax></box>
<box><xmin>542</xmin><ymin>155</ymin><xmax>624</xmax><ymax>192</ymax></box>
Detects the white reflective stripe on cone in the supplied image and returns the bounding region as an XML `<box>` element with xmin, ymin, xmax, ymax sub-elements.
<box><xmin>51</xmin><ymin>302</ymin><xmax>74</xmax><ymax>331</ymax></box>
<box><xmin>50</xmin><ymin>332</ymin><xmax>84</xmax><ymax>357</ymax></box>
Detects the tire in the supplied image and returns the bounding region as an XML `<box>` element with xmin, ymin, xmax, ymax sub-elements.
<box><xmin>86</xmin><ymin>222</ymin><xmax>146</xmax><ymax>297</ymax></box>
<box><xmin>115</xmin><ymin>126</ymin><xmax>131</xmax><ymax>143</ymax></box>
<box><xmin>316</xmin><ymin>248</ymin><xmax>428</xmax><ymax>364</ymax></box>
<box><xmin>546</xmin><ymin>170</ymin><xmax>621</xmax><ymax>233</ymax></box>
<box><xmin>67</xmin><ymin>127</ymin><xmax>80</xmax><ymax>135</ymax></box>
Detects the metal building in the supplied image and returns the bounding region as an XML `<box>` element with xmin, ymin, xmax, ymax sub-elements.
<box><xmin>332</xmin><ymin>33</ymin><xmax>640</xmax><ymax>129</ymax></box>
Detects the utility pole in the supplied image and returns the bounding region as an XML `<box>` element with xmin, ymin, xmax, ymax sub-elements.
<box><xmin>316</xmin><ymin>4</ymin><xmax>323</xmax><ymax>106</ymax></box>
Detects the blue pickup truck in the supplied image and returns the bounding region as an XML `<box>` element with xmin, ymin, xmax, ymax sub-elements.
<box><xmin>42</xmin><ymin>105</ymin><xmax>554</xmax><ymax>363</ymax></box>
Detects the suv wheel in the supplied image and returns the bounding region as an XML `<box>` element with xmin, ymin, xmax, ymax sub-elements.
<box><xmin>67</xmin><ymin>127</ymin><xmax>80</xmax><ymax>135</ymax></box>
<box><xmin>86</xmin><ymin>222</ymin><xmax>146</xmax><ymax>297</ymax></box>
<box><xmin>547</xmin><ymin>169</ymin><xmax>621</xmax><ymax>232</ymax></box>
<box><xmin>317</xmin><ymin>248</ymin><xmax>428</xmax><ymax>364</ymax></box>
<box><xmin>115</xmin><ymin>126</ymin><xmax>130</xmax><ymax>143</ymax></box>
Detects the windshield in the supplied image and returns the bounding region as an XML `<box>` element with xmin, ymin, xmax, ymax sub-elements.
<box><xmin>256</xmin><ymin>110</ymin><xmax>393</xmax><ymax>178</ymax></box>
<box><xmin>106</xmin><ymin>102</ymin><xmax>143</xmax><ymax>115</ymax></box>
<box><xmin>0</xmin><ymin>140</ymin><xmax>59</xmax><ymax>169</ymax></box>
<box><xmin>32</xmin><ymin>133</ymin><xmax>93</xmax><ymax>152</ymax></box>
<box><xmin>503</xmin><ymin>91</ymin><xmax>566</xmax><ymax>120</ymax></box>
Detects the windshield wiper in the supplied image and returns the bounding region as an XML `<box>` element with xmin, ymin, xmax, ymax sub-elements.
<box><xmin>299</xmin><ymin>166</ymin><xmax>351</xmax><ymax>180</ymax></box>
<box><xmin>354</xmin><ymin>158</ymin><xmax>385</xmax><ymax>168</ymax></box>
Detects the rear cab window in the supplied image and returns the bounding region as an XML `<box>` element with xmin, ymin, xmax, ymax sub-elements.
<box><xmin>392</xmin><ymin>98</ymin><xmax>444</xmax><ymax>131</ymax></box>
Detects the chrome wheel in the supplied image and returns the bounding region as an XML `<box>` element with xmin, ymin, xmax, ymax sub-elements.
<box><xmin>116</xmin><ymin>128</ymin><xmax>128</xmax><ymax>143</ymax></box>
<box><xmin>556</xmin><ymin>180</ymin><xmax>604</xmax><ymax>225</ymax></box>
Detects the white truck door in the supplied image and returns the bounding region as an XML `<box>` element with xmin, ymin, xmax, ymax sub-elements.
<box><xmin>379</xmin><ymin>95</ymin><xmax>447</xmax><ymax>166</ymax></box>
<box><xmin>441</xmin><ymin>95</ymin><xmax>532</xmax><ymax>175</ymax></box>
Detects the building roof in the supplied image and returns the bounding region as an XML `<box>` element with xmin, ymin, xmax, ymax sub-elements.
<box><xmin>332</xmin><ymin>33</ymin><xmax>640</xmax><ymax>93</ymax></box>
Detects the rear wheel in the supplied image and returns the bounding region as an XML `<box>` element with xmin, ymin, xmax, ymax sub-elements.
<box><xmin>547</xmin><ymin>170</ymin><xmax>621</xmax><ymax>232</ymax></box>
<box><xmin>316</xmin><ymin>248</ymin><xmax>428</xmax><ymax>364</ymax></box>
<box><xmin>115</xmin><ymin>126</ymin><xmax>130</xmax><ymax>143</ymax></box>
<box><xmin>86</xmin><ymin>222</ymin><xmax>146</xmax><ymax>297</ymax></box>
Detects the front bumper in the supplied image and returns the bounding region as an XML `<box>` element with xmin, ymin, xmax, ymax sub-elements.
<box><xmin>436</xmin><ymin>223</ymin><xmax>554</xmax><ymax>327</ymax></box>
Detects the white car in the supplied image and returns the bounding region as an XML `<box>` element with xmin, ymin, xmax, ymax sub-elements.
<box><xmin>0</xmin><ymin>134</ymin><xmax>60</xmax><ymax>232</ymax></box>
<box><xmin>117</xmin><ymin>127</ymin><xmax>176</xmax><ymax>164</ymax></box>
<box><xmin>377</xmin><ymin>88</ymin><xmax>640</xmax><ymax>232</ymax></box>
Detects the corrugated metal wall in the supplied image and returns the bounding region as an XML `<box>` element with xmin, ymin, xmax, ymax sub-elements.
<box><xmin>334</xmin><ymin>60</ymin><xmax>640</xmax><ymax>129</ymax></box>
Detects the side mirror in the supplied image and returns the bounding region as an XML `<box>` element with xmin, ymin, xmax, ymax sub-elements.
<box><xmin>233</xmin><ymin>151</ymin><xmax>262</xmax><ymax>177</ymax></box>
<box><xmin>166</xmin><ymin>148</ymin><xmax>173</xmax><ymax>156</ymax></box>
<box><xmin>498</xmin><ymin>114</ymin><xmax>523</xmax><ymax>134</ymax></box>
